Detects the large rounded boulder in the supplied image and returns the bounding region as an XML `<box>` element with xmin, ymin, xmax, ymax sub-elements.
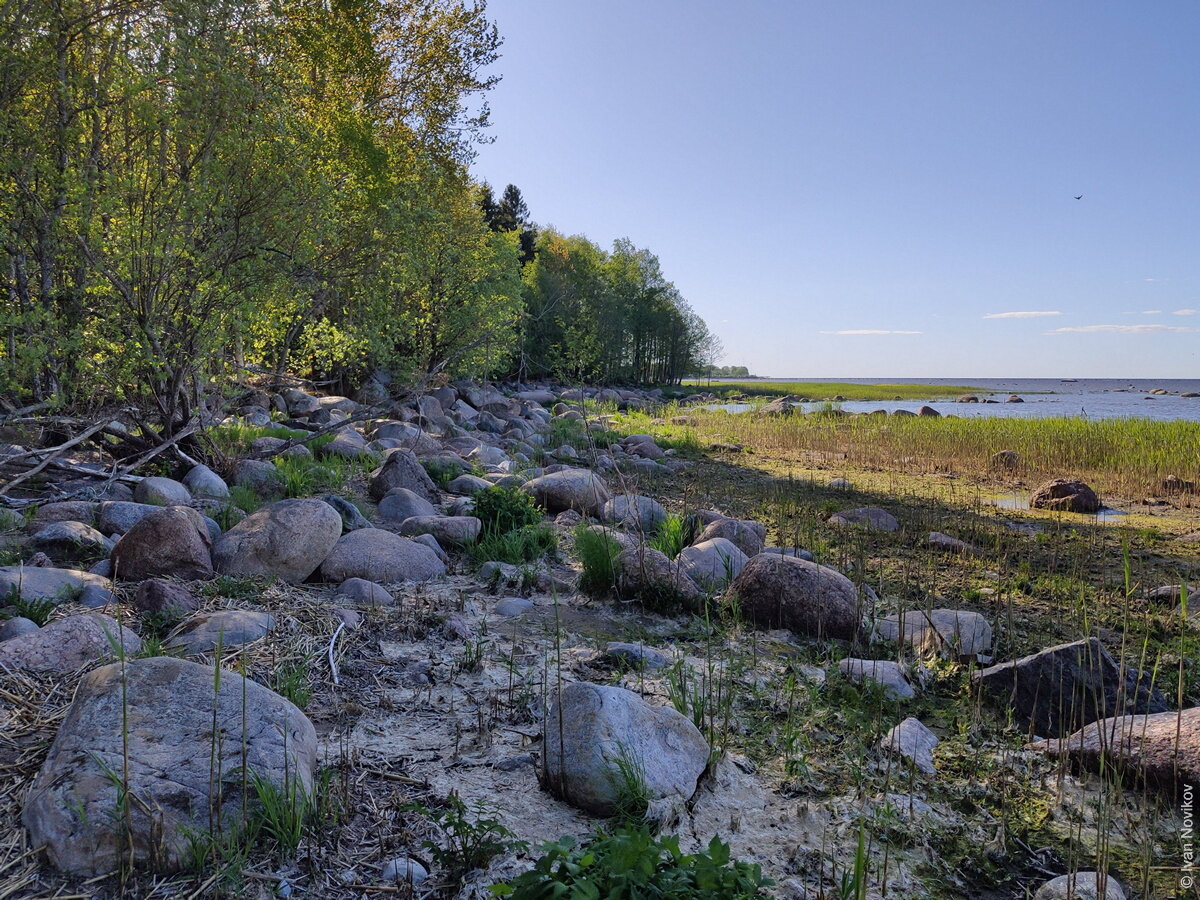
<box><xmin>726</xmin><ymin>553</ymin><xmax>860</xmax><ymax>640</ymax></box>
<box><xmin>1030</xmin><ymin>478</ymin><xmax>1101</xmax><ymax>514</ymax></box>
<box><xmin>211</xmin><ymin>498</ymin><xmax>342</xmax><ymax>583</ymax></box>
<box><xmin>694</xmin><ymin>517</ymin><xmax>765</xmax><ymax>557</ymax></box>
<box><xmin>522</xmin><ymin>468</ymin><xmax>611</xmax><ymax>515</ymax></box>
<box><xmin>23</xmin><ymin>656</ymin><xmax>316</xmax><ymax>875</ymax></box>
<box><xmin>677</xmin><ymin>537</ymin><xmax>748</xmax><ymax>588</ymax></box>
<box><xmin>543</xmin><ymin>682</ymin><xmax>709</xmax><ymax>816</ymax></box>
<box><xmin>601</xmin><ymin>494</ymin><xmax>667</xmax><ymax>533</ymax></box>
<box><xmin>319</xmin><ymin>529</ymin><xmax>445</xmax><ymax>583</ymax></box>
<box><xmin>111</xmin><ymin>506</ymin><xmax>213</xmax><ymax>581</ymax></box>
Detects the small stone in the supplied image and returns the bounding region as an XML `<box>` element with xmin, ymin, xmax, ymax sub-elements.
<box><xmin>133</xmin><ymin>579</ymin><xmax>199</xmax><ymax>617</ymax></box>
<box><xmin>335</xmin><ymin>577</ymin><xmax>393</xmax><ymax>607</ymax></box>
<box><xmin>380</xmin><ymin>857</ymin><xmax>428</xmax><ymax>885</ymax></box>
<box><xmin>839</xmin><ymin>658</ymin><xmax>916</xmax><ymax>699</ymax></box>
<box><xmin>1032</xmin><ymin>872</ymin><xmax>1125</xmax><ymax>900</ymax></box>
<box><xmin>604</xmin><ymin>641</ymin><xmax>670</xmax><ymax>670</ymax></box>
<box><xmin>880</xmin><ymin>717</ymin><xmax>938</xmax><ymax>774</ymax></box>
<box><xmin>494</xmin><ymin>597</ymin><xmax>534</xmax><ymax>616</ymax></box>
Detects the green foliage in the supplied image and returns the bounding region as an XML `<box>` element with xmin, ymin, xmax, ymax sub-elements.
<box><xmin>422</xmin><ymin>458</ymin><xmax>461</xmax><ymax>489</ymax></box>
<box><xmin>409</xmin><ymin>794</ymin><xmax>526</xmax><ymax>885</ymax></box>
<box><xmin>5</xmin><ymin>592</ymin><xmax>56</xmax><ymax>626</ymax></box>
<box><xmin>470</xmin><ymin>525</ymin><xmax>557</xmax><ymax>566</ymax></box>
<box><xmin>491</xmin><ymin>824</ymin><xmax>772</xmax><ymax>899</ymax></box>
<box><xmin>271</xmin><ymin>658</ymin><xmax>313</xmax><ymax>709</ymax></box>
<box><xmin>227</xmin><ymin>485</ymin><xmax>264</xmax><ymax>515</ymax></box>
<box><xmin>472</xmin><ymin>486</ymin><xmax>542</xmax><ymax>537</ymax></box>
<box><xmin>574</xmin><ymin>525</ymin><xmax>621</xmax><ymax>597</ymax></box>
<box><xmin>649</xmin><ymin>514</ymin><xmax>689</xmax><ymax>559</ymax></box>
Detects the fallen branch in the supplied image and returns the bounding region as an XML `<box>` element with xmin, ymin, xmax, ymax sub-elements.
<box><xmin>327</xmin><ymin>622</ymin><xmax>345</xmax><ymax>686</ymax></box>
<box><xmin>0</xmin><ymin>419</ymin><xmax>112</xmax><ymax>496</ymax></box>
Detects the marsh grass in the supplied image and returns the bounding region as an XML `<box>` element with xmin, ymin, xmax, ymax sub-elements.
<box><xmin>621</xmin><ymin>406</ymin><xmax>1200</xmax><ymax>500</ymax></box>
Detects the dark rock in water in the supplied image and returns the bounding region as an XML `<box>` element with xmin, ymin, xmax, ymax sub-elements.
<box><xmin>1006</xmin><ymin>394</ymin><xmax>1024</xmax><ymax>403</ymax></box>
<box><xmin>973</xmin><ymin>637</ymin><xmax>1168</xmax><ymax>738</ymax></box>
<box><xmin>956</xmin><ymin>395</ymin><xmax>979</xmax><ymax>403</ymax></box>
<box><xmin>1029</xmin><ymin>478</ymin><xmax>1100</xmax><ymax>514</ymax></box>
<box><xmin>917</xmin><ymin>405</ymin><xmax>940</xmax><ymax>417</ymax></box>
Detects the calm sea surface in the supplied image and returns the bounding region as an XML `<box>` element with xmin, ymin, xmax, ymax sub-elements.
<box><xmin>702</xmin><ymin>378</ymin><xmax>1200</xmax><ymax>422</ymax></box>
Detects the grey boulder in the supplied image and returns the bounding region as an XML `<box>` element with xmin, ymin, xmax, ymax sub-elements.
<box><xmin>0</xmin><ymin>565</ymin><xmax>112</xmax><ymax>603</ymax></box>
<box><xmin>726</xmin><ymin>553</ymin><xmax>860</xmax><ymax>640</ymax></box>
<box><xmin>880</xmin><ymin>717</ymin><xmax>938</xmax><ymax>774</ymax></box>
<box><xmin>601</xmin><ymin>494</ymin><xmax>667</xmax><ymax>533</ymax></box>
<box><xmin>211</xmin><ymin>498</ymin><xmax>342</xmax><ymax>583</ymax></box>
<box><xmin>182</xmin><ymin>464</ymin><xmax>230</xmax><ymax>500</ymax></box>
<box><xmin>839</xmin><ymin>658</ymin><xmax>916</xmax><ymax>699</ymax></box>
<box><xmin>0</xmin><ymin>613</ymin><xmax>139</xmax><ymax>675</ymax></box>
<box><xmin>26</xmin><ymin>521</ymin><xmax>113</xmax><ymax>562</ymax></box>
<box><xmin>829</xmin><ymin>507</ymin><xmax>899</xmax><ymax>532</ymax></box>
<box><xmin>133</xmin><ymin>476</ymin><xmax>191</xmax><ymax>506</ymax></box>
<box><xmin>543</xmin><ymin>682</ymin><xmax>709</xmax><ymax>816</ymax></box>
<box><xmin>22</xmin><ymin>656</ymin><xmax>315</xmax><ymax>874</ymax></box>
<box><xmin>368</xmin><ymin>448</ymin><xmax>439</xmax><ymax>503</ymax></box>
<box><xmin>378</xmin><ymin>487</ymin><xmax>438</xmax><ymax>522</ymax></box>
<box><xmin>523</xmin><ymin>468</ymin><xmax>611</xmax><ymax>516</ymax></box>
<box><xmin>319</xmin><ymin>529</ymin><xmax>445</xmax><ymax>584</ymax></box>
<box><xmin>875</xmin><ymin>609</ymin><xmax>993</xmax><ymax>661</ymax></box>
<box><xmin>166</xmin><ymin>609</ymin><xmax>275</xmax><ymax>654</ymax></box>
<box><xmin>396</xmin><ymin>515</ymin><xmax>481</xmax><ymax>546</ymax></box>
<box><xmin>677</xmin><ymin>538</ymin><xmax>748</xmax><ymax>588</ymax></box>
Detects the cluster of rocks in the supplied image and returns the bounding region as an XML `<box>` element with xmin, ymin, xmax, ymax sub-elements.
<box><xmin>1</xmin><ymin>378</ymin><xmax>1192</xmax><ymax>894</ymax></box>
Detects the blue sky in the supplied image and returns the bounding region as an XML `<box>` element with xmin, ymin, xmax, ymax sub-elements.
<box><xmin>470</xmin><ymin>1</ymin><xmax>1200</xmax><ymax>378</ymax></box>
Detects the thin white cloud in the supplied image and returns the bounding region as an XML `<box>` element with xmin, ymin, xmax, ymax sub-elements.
<box><xmin>1173</xmin><ymin>308</ymin><xmax>1198</xmax><ymax>316</ymax></box>
<box><xmin>1142</xmin><ymin>309</ymin><xmax>1163</xmax><ymax>315</ymax></box>
<box><xmin>1049</xmin><ymin>324</ymin><xmax>1194</xmax><ymax>335</ymax></box>
<box><xmin>982</xmin><ymin>310</ymin><xmax>1061</xmax><ymax>319</ymax></box>
<box><xmin>818</xmin><ymin>329</ymin><xmax>923</xmax><ymax>336</ymax></box>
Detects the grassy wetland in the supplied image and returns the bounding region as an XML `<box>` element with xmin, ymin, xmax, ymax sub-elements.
<box><xmin>583</xmin><ymin>399</ymin><xmax>1199</xmax><ymax>898</ymax></box>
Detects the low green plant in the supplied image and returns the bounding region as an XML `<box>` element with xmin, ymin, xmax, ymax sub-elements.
<box><xmin>649</xmin><ymin>514</ymin><xmax>690</xmax><ymax>559</ymax></box>
<box><xmin>610</xmin><ymin>745</ymin><xmax>651</xmax><ymax>822</ymax></box>
<box><xmin>227</xmin><ymin>484</ymin><xmax>264</xmax><ymax>515</ymax></box>
<box><xmin>491</xmin><ymin>824</ymin><xmax>772</xmax><ymax>898</ymax></box>
<box><xmin>575</xmin><ymin>525</ymin><xmax>621</xmax><ymax>597</ymax></box>
<box><xmin>8</xmin><ymin>592</ymin><xmax>57</xmax><ymax>626</ymax></box>
<box><xmin>422</xmin><ymin>457</ymin><xmax>461</xmax><ymax>489</ymax></box>
<box><xmin>271</xmin><ymin>658</ymin><xmax>312</xmax><ymax>708</ymax></box>
<box><xmin>470</xmin><ymin>524</ymin><xmax>557</xmax><ymax>566</ymax></box>
<box><xmin>472</xmin><ymin>486</ymin><xmax>542</xmax><ymax>537</ymax></box>
<box><xmin>410</xmin><ymin>794</ymin><xmax>526</xmax><ymax>886</ymax></box>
